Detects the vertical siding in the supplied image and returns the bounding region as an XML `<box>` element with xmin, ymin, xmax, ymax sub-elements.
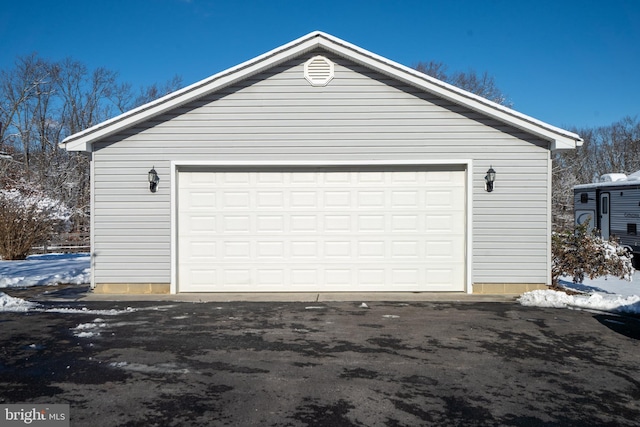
<box><xmin>92</xmin><ymin>49</ymin><xmax>551</xmax><ymax>285</ymax></box>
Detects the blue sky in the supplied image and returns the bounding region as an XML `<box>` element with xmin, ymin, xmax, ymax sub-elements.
<box><xmin>1</xmin><ymin>0</ymin><xmax>638</xmax><ymax>130</ymax></box>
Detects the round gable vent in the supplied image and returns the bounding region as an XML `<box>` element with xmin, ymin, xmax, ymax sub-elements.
<box><xmin>304</xmin><ymin>55</ymin><xmax>334</xmax><ymax>87</ymax></box>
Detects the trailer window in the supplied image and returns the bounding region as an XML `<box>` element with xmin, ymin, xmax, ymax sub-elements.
<box><xmin>580</xmin><ymin>193</ymin><xmax>589</xmax><ymax>203</ymax></box>
<box><xmin>602</xmin><ymin>196</ymin><xmax>608</xmax><ymax>214</ymax></box>
<box><xmin>628</xmin><ymin>224</ymin><xmax>637</xmax><ymax>236</ymax></box>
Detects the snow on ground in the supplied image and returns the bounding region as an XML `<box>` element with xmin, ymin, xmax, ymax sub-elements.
<box><xmin>0</xmin><ymin>253</ymin><xmax>90</xmax><ymax>288</ymax></box>
<box><xmin>519</xmin><ymin>273</ymin><xmax>640</xmax><ymax>314</ymax></box>
<box><xmin>0</xmin><ymin>290</ymin><xmax>136</xmax><ymax>315</ymax></box>
<box><xmin>1</xmin><ymin>253</ymin><xmax>640</xmax><ymax>314</ymax></box>
<box><xmin>0</xmin><ymin>253</ymin><xmax>132</xmax><ymax>314</ymax></box>
<box><xmin>0</xmin><ymin>292</ymin><xmax>39</xmax><ymax>312</ymax></box>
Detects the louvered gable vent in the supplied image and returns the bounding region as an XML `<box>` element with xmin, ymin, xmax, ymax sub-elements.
<box><xmin>304</xmin><ymin>55</ymin><xmax>334</xmax><ymax>86</ymax></box>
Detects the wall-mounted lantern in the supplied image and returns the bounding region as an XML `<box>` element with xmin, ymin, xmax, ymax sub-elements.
<box><xmin>148</xmin><ymin>167</ymin><xmax>159</xmax><ymax>193</ymax></box>
<box><xmin>485</xmin><ymin>166</ymin><xmax>496</xmax><ymax>192</ymax></box>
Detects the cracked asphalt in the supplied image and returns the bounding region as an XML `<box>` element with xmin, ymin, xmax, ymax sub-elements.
<box><xmin>1</xmin><ymin>287</ymin><xmax>640</xmax><ymax>426</ymax></box>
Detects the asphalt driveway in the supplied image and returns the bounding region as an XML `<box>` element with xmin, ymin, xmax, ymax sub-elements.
<box><xmin>1</xmin><ymin>290</ymin><xmax>640</xmax><ymax>426</ymax></box>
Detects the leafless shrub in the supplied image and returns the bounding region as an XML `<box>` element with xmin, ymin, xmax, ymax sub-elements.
<box><xmin>0</xmin><ymin>187</ymin><xmax>70</xmax><ymax>260</ymax></box>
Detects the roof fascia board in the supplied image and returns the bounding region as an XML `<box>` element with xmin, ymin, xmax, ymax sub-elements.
<box><xmin>61</xmin><ymin>32</ymin><xmax>326</xmax><ymax>151</ymax></box>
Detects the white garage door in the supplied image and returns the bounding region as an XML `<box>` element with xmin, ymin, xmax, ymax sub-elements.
<box><xmin>177</xmin><ymin>167</ymin><xmax>466</xmax><ymax>292</ymax></box>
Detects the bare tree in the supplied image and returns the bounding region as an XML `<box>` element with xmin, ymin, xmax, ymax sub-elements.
<box><xmin>0</xmin><ymin>54</ymin><xmax>53</xmax><ymax>177</ymax></box>
<box><xmin>0</xmin><ymin>53</ymin><xmax>184</xmax><ymax>238</ymax></box>
<box><xmin>111</xmin><ymin>74</ymin><xmax>183</xmax><ymax>113</ymax></box>
<box><xmin>415</xmin><ymin>60</ymin><xmax>512</xmax><ymax>107</ymax></box>
<box><xmin>414</xmin><ymin>60</ymin><xmax>448</xmax><ymax>81</ymax></box>
<box><xmin>54</xmin><ymin>58</ymin><xmax>119</xmax><ymax>136</ymax></box>
<box><xmin>552</xmin><ymin>116</ymin><xmax>640</xmax><ymax>231</ymax></box>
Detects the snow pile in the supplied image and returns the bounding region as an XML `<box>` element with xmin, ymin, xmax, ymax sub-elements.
<box><xmin>519</xmin><ymin>273</ymin><xmax>640</xmax><ymax>313</ymax></box>
<box><xmin>0</xmin><ymin>253</ymin><xmax>90</xmax><ymax>288</ymax></box>
<box><xmin>0</xmin><ymin>292</ymin><xmax>39</xmax><ymax>312</ymax></box>
<box><xmin>0</xmin><ymin>292</ymin><xmax>137</xmax><ymax>315</ymax></box>
<box><xmin>518</xmin><ymin>289</ymin><xmax>640</xmax><ymax>314</ymax></box>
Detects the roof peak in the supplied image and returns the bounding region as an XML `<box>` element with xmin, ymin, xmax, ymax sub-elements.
<box><xmin>61</xmin><ymin>31</ymin><xmax>581</xmax><ymax>152</ymax></box>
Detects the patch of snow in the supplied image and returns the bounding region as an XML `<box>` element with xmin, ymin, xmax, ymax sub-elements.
<box><xmin>382</xmin><ymin>315</ymin><xmax>400</xmax><ymax>319</ymax></box>
<box><xmin>518</xmin><ymin>290</ymin><xmax>640</xmax><ymax>314</ymax></box>
<box><xmin>0</xmin><ymin>253</ymin><xmax>90</xmax><ymax>288</ymax></box>
<box><xmin>0</xmin><ymin>291</ymin><xmax>137</xmax><ymax>315</ymax></box>
<box><xmin>108</xmin><ymin>361</ymin><xmax>190</xmax><ymax>374</ymax></box>
<box><xmin>519</xmin><ymin>273</ymin><xmax>640</xmax><ymax>314</ymax></box>
<box><xmin>46</xmin><ymin>307</ymin><xmax>135</xmax><ymax>315</ymax></box>
<box><xmin>75</xmin><ymin>331</ymin><xmax>100</xmax><ymax>338</ymax></box>
<box><xmin>107</xmin><ymin>321</ymin><xmax>149</xmax><ymax>327</ymax></box>
<box><xmin>0</xmin><ymin>292</ymin><xmax>40</xmax><ymax>312</ymax></box>
<box><xmin>73</xmin><ymin>322</ymin><xmax>108</xmax><ymax>330</ymax></box>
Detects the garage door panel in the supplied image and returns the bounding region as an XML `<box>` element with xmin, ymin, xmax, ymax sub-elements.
<box><xmin>292</xmin><ymin>269</ymin><xmax>318</xmax><ymax>286</ymax></box>
<box><xmin>391</xmin><ymin>241</ymin><xmax>420</xmax><ymax>258</ymax></box>
<box><xmin>224</xmin><ymin>269</ymin><xmax>252</xmax><ymax>285</ymax></box>
<box><xmin>182</xmin><ymin>214</ymin><xmax>217</xmax><ymax>234</ymax></box>
<box><xmin>290</xmin><ymin>215</ymin><xmax>318</xmax><ymax>232</ymax></box>
<box><xmin>178</xmin><ymin>167</ymin><xmax>466</xmax><ymax>292</ymax></box>
<box><xmin>391</xmin><ymin>190</ymin><xmax>420</xmax><ymax>207</ymax></box>
<box><xmin>291</xmin><ymin>191</ymin><xmax>318</xmax><ymax>207</ymax></box>
<box><xmin>257</xmin><ymin>172</ymin><xmax>284</xmax><ymax>184</ymax></box>
<box><xmin>222</xmin><ymin>172</ymin><xmax>251</xmax><ymax>184</ymax></box>
<box><xmin>358</xmin><ymin>240</ymin><xmax>386</xmax><ymax>258</ymax></box>
<box><xmin>221</xmin><ymin>215</ymin><xmax>250</xmax><ymax>233</ymax></box>
<box><xmin>188</xmin><ymin>192</ymin><xmax>216</xmax><ymax>209</ymax></box>
<box><xmin>324</xmin><ymin>215</ymin><xmax>352</xmax><ymax>232</ymax></box>
<box><xmin>359</xmin><ymin>269</ymin><xmax>385</xmax><ymax>286</ymax></box>
<box><xmin>358</xmin><ymin>172</ymin><xmax>385</xmax><ymax>183</ymax></box>
<box><xmin>256</xmin><ymin>215</ymin><xmax>285</xmax><ymax>233</ymax></box>
<box><xmin>180</xmin><ymin>239</ymin><xmax>216</xmax><ymax>260</ymax></box>
<box><xmin>391</xmin><ymin>215</ymin><xmax>420</xmax><ymax>232</ymax></box>
<box><xmin>222</xmin><ymin>191</ymin><xmax>250</xmax><ymax>208</ymax></box>
<box><xmin>291</xmin><ymin>241</ymin><xmax>318</xmax><ymax>258</ymax></box>
<box><xmin>257</xmin><ymin>241</ymin><xmax>285</xmax><ymax>258</ymax></box>
<box><xmin>325</xmin><ymin>172</ymin><xmax>351</xmax><ymax>184</ymax></box>
<box><xmin>357</xmin><ymin>191</ymin><xmax>385</xmax><ymax>207</ymax></box>
<box><xmin>358</xmin><ymin>215</ymin><xmax>386</xmax><ymax>232</ymax></box>
<box><xmin>257</xmin><ymin>269</ymin><xmax>285</xmax><ymax>285</ymax></box>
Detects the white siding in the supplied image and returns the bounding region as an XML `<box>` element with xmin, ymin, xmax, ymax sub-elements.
<box><xmin>92</xmin><ymin>50</ymin><xmax>550</xmax><ymax>286</ymax></box>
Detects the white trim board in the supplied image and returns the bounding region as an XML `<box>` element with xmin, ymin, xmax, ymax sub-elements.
<box><xmin>169</xmin><ymin>159</ymin><xmax>473</xmax><ymax>294</ymax></box>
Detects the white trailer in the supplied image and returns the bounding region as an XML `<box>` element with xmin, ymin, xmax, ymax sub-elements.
<box><xmin>574</xmin><ymin>172</ymin><xmax>640</xmax><ymax>259</ymax></box>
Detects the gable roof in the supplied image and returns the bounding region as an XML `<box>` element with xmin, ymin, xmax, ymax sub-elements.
<box><xmin>60</xmin><ymin>31</ymin><xmax>582</xmax><ymax>152</ymax></box>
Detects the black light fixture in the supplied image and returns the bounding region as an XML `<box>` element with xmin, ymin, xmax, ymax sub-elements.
<box><xmin>485</xmin><ymin>166</ymin><xmax>496</xmax><ymax>192</ymax></box>
<box><xmin>148</xmin><ymin>167</ymin><xmax>159</xmax><ymax>193</ymax></box>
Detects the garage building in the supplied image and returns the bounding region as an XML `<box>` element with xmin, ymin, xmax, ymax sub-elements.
<box><xmin>61</xmin><ymin>32</ymin><xmax>582</xmax><ymax>294</ymax></box>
